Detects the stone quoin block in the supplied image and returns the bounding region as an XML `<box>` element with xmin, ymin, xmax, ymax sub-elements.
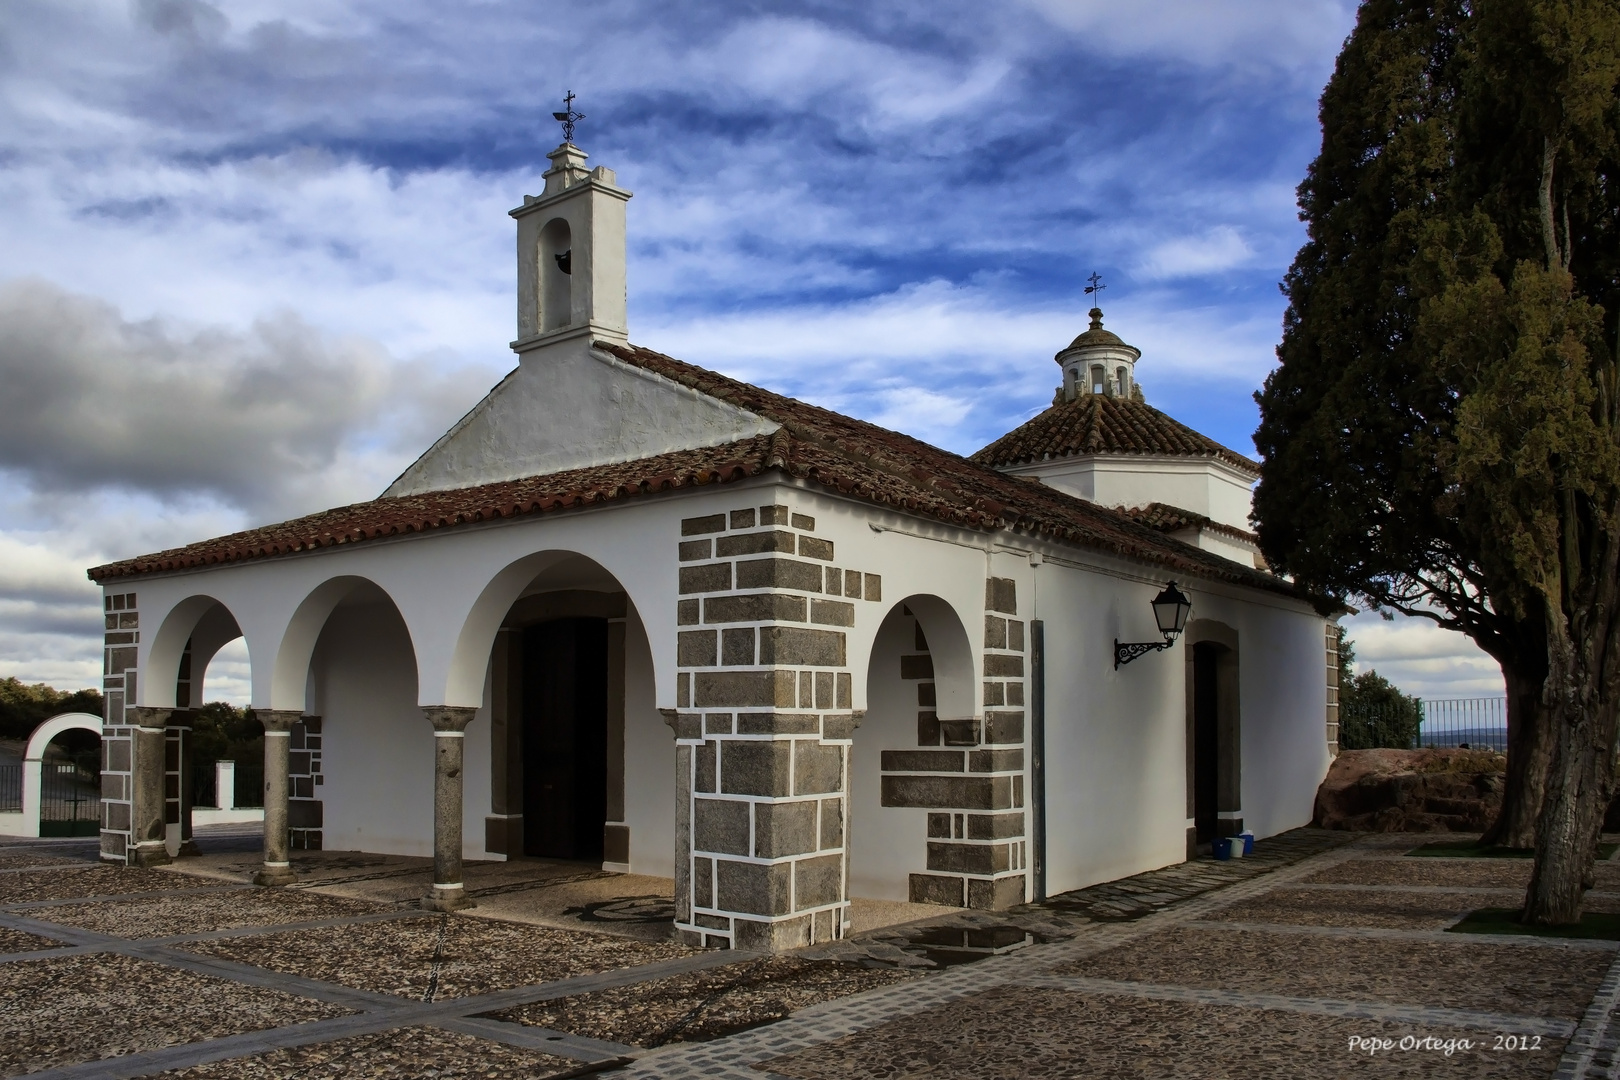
<box><xmin>705</xmin><ymin>593</ymin><xmax>807</xmax><ymax>624</ymax></box>
<box><xmin>694</xmin><ymin>670</ymin><xmax>797</xmax><ymax>708</ymax></box>
<box><xmin>720</xmin><ymin>739</ymin><xmax>793</xmax><ymax>797</ymax></box>
<box><xmin>900</xmin><ymin>654</ymin><xmax>934</xmax><ymax>680</ymax></box>
<box><xmin>820</xmin><ymin>797</ymin><xmax>844</xmax><ymax>848</ymax></box>
<box><xmin>791</xmin><ymin>513</ymin><xmax>815</xmax><ymax>530</ymax></box>
<box><xmin>738</xmin><ymin>711</ymin><xmax>819</xmax><ymax>735</ymax></box>
<box><xmin>682</xmin><ymin>514</ymin><xmax>728</xmax><ymax>536</ymax></box>
<box><xmin>864</xmin><ymin>575</ymin><xmax>881</xmax><ymax>601</ymax></box>
<box><xmin>794</xmin><ymin>854</ymin><xmax>844</xmax><ymax>908</ymax></box>
<box><xmin>798</xmin><ymin>671</ymin><xmax>814</xmax><ymax>708</ymax></box>
<box><xmin>693</xmin><ymin>797</ymin><xmax>751</xmax><ymax>856</ymax></box>
<box><xmin>967</xmin><ymin>812</ymin><xmax>1026</xmax><ymax>840</ymax></box>
<box><xmin>927</xmin><ymin>840</ymin><xmax>1010</xmax><ymax>876</ymax></box>
<box><xmin>814</xmin><ymin>908</ymin><xmax>834</xmax><ymax>941</ymax></box>
<box><xmin>836</xmin><ymin>672</ymin><xmax>852</xmax><ymax>708</ymax></box>
<box><xmin>721</xmin><ymin>627</ymin><xmax>756</xmax><ymax>666</ymax></box>
<box><xmin>693</xmin><ymin>856</ymin><xmax>713</xmax><ymax>907</ymax></box>
<box><xmin>679</xmin><ymin>564</ymin><xmax>733</xmax><ymax>594</ymax></box>
<box><xmin>984</xmin><ymin>682</ymin><xmax>1005</xmax><ymax>706</ymax></box>
<box><xmin>753</xmin><ymin>799</ymin><xmax>818</xmax><ymax>858</ymax></box>
<box><xmin>881</xmin><ymin>750</ymin><xmax>966</xmax><ymax>773</ymax></box>
<box><xmin>760</xmin><ymin>505</ymin><xmax>790</xmax><ymax>525</ymax></box>
<box><xmin>678</xmin><ymin>599</ymin><xmax>700</xmax><ymax>625</ymax></box>
<box><xmin>735</xmin><ymin>914</ymin><xmax>814</xmax><ymax>951</ymax></box>
<box><xmin>969</xmin><ymin>749</ymin><xmax>1025</xmax><ymax>773</ymax></box>
<box><xmin>917</xmin><ymin>711</ymin><xmax>941</xmax><ymax>745</ymax></box>
<box><xmin>984</xmin><ymin>654</ymin><xmax>1024</xmax><ymax>677</ymax></box>
<box><xmin>881</xmin><ymin>774</ymin><xmax>1010</xmax><ymax>810</ymax></box>
<box><xmin>825</xmin><ymin>567</ymin><xmax>843</xmax><ymax>594</ymax></box>
<box><xmin>986</xmin><ymin>577</ymin><xmax>1018</xmax><ymax>614</ymax></box>
<box><xmin>969</xmin><ymin>875</ymin><xmax>1027</xmax><ymax>910</ymax></box>
<box><xmin>705</xmin><ymin>713</ymin><xmax>734</xmax><ymax>736</ymax></box>
<box><xmin>730</xmin><ymin>508</ymin><xmax>757</xmax><ymax>529</ymax></box>
<box><xmin>678</xmin><ymin>674</ymin><xmax>691</xmax><ymax>707</ymax></box>
<box><xmin>736</xmin><ymin>557</ymin><xmax>825</xmax><ymax>592</ymax></box>
<box><xmin>794</xmin><ymin>741</ymin><xmax>844</xmax><ymax>795</ymax></box>
<box><xmin>288</xmin><ymin>800</ymin><xmax>323</xmax><ymax>829</ymax></box>
<box><xmin>799</xmin><ymin>536</ymin><xmax>836</xmax><ymax>561</ymax></box>
<box><xmin>984</xmin><ymin>616</ymin><xmax>1008</xmax><ymax>649</ymax></box>
<box><xmin>678</xmin><ymin>630</ymin><xmax>717</xmax><ymax>667</ymax></box>
<box><xmin>679</xmin><ymin>539</ymin><xmax>713</xmax><ymax>561</ymax></box>
<box><xmin>821</xmin><ymin>712</ymin><xmax>858</xmax><ymax>740</ymax></box>
<box><xmin>717</xmin><ymin>531</ymin><xmax>796</xmax><ymax>557</ymax></box>
<box><xmin>107</xmin><ymin>647</ymin><xmax>137</xmax><ymax>674</ymax></box>
<box><xmin>104</xmin><ymin>801</ymin><xmax>131</xmax><ymax>831</ymax></box>
<box><xmin>927</xmin><ymin>813</ymin><xmax>952</xmax><ymax>838</ymax></box>
<box><xmin>1009</xmin><ymin>620</ymin><xmax>1026</xmax><ymax>651</ymax></box>
<box><xmin>844</xmin><ymin>571</ymin><xmax>863</xmax><ymax>597</ymax></box>
<box><xmin>695</xmin><ymin>740</ymin><xmax>716</xmax><ymax>793</ymax></box>
<box><xmin>940</xmin><ymin>718</ymin><xmax>980</xmax><ymax>746</ymax></box>
<box><xmin>1007</xmin><ymin>683</ymin><xmax>1025</xmax><ymax>705</ymax></box>
<box><xmin>984</xmin><ymin>711</ymin><xmax>1025</xmax><ymax>745</ymax></box>
<box><xmin>810</xmin><ymin>599</ymin><xmax>855</xmax><ymax>626</ymax></box>
<box><xmin>815</xmin><ymin>671</ymin><xmax>834</xmax><ymax>708</ymax></box>
<box><xmin>106</xmin><ymin>740</ymin><xmax>131</xmax><ymax>772</ymax></box>
<box><xmin>918</xmin><ymin>683</ymin><xmax>937</xmax><ymax>707</ymax></box>
<box><xmin>695</xmin><ymin>913</ymin><xmax>730</xmax><ymax>930</ymax></box>
<box><xmin>759</xmin><ymin>626</ymin><xmax>846</xmax><ymax>667</ymax></box>
<box><xmin>909</xmin><ymin>873</ymin><xmax>966</xmax><ymax>907</ymax></box>
<box><xmin>716</xmin><ymin>859</ymin><xmax>794</xmax><ymax>916</ymax></box>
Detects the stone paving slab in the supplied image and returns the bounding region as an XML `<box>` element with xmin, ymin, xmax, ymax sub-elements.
<box><xmin>36</xmin><ymin>888</ymin><xmax>392</xmax><ymax>939</ymax></box>
<box><xmin>758</xmin><ymin>984</ymin><xmax>1562</xmax><ymax>1079</ymax></box>
<box><xmin>494</xmin><ymin>955</ymin><xmax>918</xmax><ymax>1048</ymax></box>
<box><xmin>0</xmin><ymin>922</ymin><xmax>69</xmax><ymax>953</ymax></box>
<box><xmin>1307</xmin><ymin>858</ymin><xmax>1536</xmax><ymax>889</ymax></box>
<box><xmin>1055</xmin><ymin>924</ymin><xmax>1610</xmax><ymax>1019</ymax></box>
<box><xmin>155</xmin><ymin>1024</ymin><xmax>584</xmax><ymax>1078</ymax></box>
<box><xmin>0</xmin><ymin>952</ymin><xmax>351</xmax><ymax>1074</ymax></box>
<box><xmin>181</xmin><ymin>911</ymin><xmax>693</xmax><ymax>1000</ymax></box>
<box><xmin>1207</xmin><ymin>886</ymin><xmax>1501</xmax><ymax>930</ymax></box>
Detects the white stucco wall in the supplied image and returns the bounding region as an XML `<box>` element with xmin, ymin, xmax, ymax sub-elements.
<box><xmin>384</xmin><ymin>338</ymin><xmax>779</xmax><ymax>498</ymax></box>
<box><xmin>623</xmin><ymin>607</ymin><xmax>676</xmax><ymax>877</ymax></box>
<box><xmin>1014</xmin><ymin>455</ymin><xmax>1257</xmax><ymax>532</ymax></box>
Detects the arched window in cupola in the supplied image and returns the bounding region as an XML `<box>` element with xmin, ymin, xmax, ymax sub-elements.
<box><xmin>540</xmin><ymin>217</ymin><xmax>572</xmax><ymax>332</ymax></box>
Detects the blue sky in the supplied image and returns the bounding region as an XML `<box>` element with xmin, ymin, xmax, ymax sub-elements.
<box><xmin>0</xmin><ymin>0</ymin><xmax>1505</xmax><ymax>701</ymax></box>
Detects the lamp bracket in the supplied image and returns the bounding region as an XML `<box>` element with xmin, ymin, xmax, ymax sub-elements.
<box><xmin>1114</xmin><ymin>637</ymin><xmax>1173</xmax><ymax>669</ymax></box>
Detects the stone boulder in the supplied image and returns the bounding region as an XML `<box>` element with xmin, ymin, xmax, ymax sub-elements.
<box><xmin>1313</xmin><ymin>748</ymin><xmax>1505</xmax><ymax>832</ymax></box>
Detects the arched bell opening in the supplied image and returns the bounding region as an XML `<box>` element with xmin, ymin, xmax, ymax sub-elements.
<box><xmin>540</xmin><ymin>216</ymin><xmax>573</xmax><ymax>332</ymax></box>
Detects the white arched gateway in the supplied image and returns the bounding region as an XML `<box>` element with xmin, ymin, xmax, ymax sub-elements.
<box><xmin>86</xmin><ymin>134</ymin><xmax>1332</xmax><ymax>952</ymax></box>
<box><xmin>0</xmin><ymin>713</ymin><xmax>101</xmax><ymax>838</ymax></box>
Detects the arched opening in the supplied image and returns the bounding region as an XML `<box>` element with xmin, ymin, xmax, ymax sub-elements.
<box><xmin>851</xmin><ymin>595</ymin><xmax>976</xmax><ymax>905</ymax></box>
<box><xmin>1186</xmin><ymin>620</ymin><xmax>1241</xmax><ymax>855</ymax></box>
<box><xmin>540</xmin><ymin>216</ymin><xmax>572</xmax><ymax>332</ymax></box>
<box><xmin>25</xmin><ymin>714</ymin><xmax>101</xmax><ymax>838</ymax></box>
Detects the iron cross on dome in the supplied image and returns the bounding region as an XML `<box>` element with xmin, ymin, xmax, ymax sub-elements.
<box><xmin>552</xmin><ymin>91</ymin><xmax>586</xmax><ymax>144</ymax></box>
<box><xmin>1084</xmin><ymin>272</ymin><xmax>1106</xmax><ymax>303</ymax></box>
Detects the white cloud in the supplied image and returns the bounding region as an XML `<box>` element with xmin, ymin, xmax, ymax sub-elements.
<box><xmin>1340</xmin><ymin>609</ymin><xmax>1507</xmax><ymax>700</ymax></box>
<box><xmin>1135</xmin><ymin>226</ymin><xmax>1254</xmax><ymax>280</ymax></box>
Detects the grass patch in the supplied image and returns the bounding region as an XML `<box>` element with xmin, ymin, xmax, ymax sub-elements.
<box><xmin>1407</xmin><ymin>841</ymin><xmax>1619</xmax><ymax>859</ymax></box>
<box><xmin>1448</xmin><ymin>907</ymin><xmax>1620</xmax><ymax>940</ymax></box>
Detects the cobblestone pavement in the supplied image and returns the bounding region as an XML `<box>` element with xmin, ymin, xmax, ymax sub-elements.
<box><xmin>4</xmin><ymin>829</ymin><xmax>1619</xmax><ymax>1077</ymax></box>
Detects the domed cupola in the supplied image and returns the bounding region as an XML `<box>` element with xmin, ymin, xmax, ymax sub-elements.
<box><xmin>1055</xmin><ymin>307</ymin><xmax>1141</xmax><ymax>402</ymax></box>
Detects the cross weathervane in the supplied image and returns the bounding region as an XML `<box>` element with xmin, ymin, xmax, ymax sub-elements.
<box><xmin>1084</xmin><ymin>272</ymin><xmax>1106</xmax><ymax>304</ymax></box>
<box><xmin>552</xmin><ymin>91</ymin><xmax>586</xmax><ymax>144</ymax></box>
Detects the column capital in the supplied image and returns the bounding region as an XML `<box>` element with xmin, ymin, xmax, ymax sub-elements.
<box><xmin>126</xmin><ymin>706</ymin><xmax>174</xmax><ymax>730</ymax></box>
<box><xmin>256</xmin><ymin>709</ymin><xmax>303</xmax><ymax>734</ymax></box>
<box><xmin>422</xmin><ymin>705</ymin><xmax>478</xmax><ymax>733</ymax></box>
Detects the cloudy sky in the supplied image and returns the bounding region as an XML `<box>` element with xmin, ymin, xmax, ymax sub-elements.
<box><xmin>0</xmin><ymin>0</ymin><xmax>1504</xmax><ymax>703</ymax></box>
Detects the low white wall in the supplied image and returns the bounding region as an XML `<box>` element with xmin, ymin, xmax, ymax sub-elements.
<box><xmin>623</xmin><ymin>609</ymin><xmax>676</xmax><ymax>877</ymax></box>
<box><xmin>0</xmin><ymin>813</ymin><xmax>27</xmax><ymax>837</ymax></box>
<box><xmin>193</xmin><ymin>808</ymin><xmax>265</xmax><ymax>826</ymax></box>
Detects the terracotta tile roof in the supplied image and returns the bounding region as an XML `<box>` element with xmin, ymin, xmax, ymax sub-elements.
<box><xmin>969</xmin><ymin>394</ymin><xmax>1261</xmax><ymax>475</ymax></box>
<box><xmin>88</xmin><ymin>341</ymin><xmax>1297</xmax><ymax>601</ymax></box>
<box><xmin>1123</xmin><ymin>502</ymin><xmax>1260</xmax><ymax>546</ymax></box>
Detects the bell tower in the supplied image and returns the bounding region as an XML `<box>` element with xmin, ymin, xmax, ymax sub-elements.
<box><xmin>510</xmin><ymin>102</ymin><xmax>632</xmax><ymax>348</ymax></box>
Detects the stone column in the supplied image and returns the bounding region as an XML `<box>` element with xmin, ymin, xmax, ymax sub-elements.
<box><xmin>423</xmin><ymin>706</ymin><xmax>478</xmax><ymax>911</ymax></box>
<box><xmin>170</xmin><ymin>711</ymin><xmax>200</xmax><ymax>856</ymax></box>
<box><xmin>254</xmin><ymin>710</ymin><xmax>301</xmax><ymax>886</ymax></box>
<box><xmin>126</xmin><ymin>707</ymin><xmax>172</xmax><ymax>867</ymax></box>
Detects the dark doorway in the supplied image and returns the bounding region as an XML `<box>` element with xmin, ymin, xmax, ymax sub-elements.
<box><xmin>1192</xmin><ymin>642</ymin><xmax>1219</xmax><ymax>845</ymax></box>
<box><xmin>521</xmin><ymin>618</ymin><xmax>609</xmax><ymax>860</ymax></box>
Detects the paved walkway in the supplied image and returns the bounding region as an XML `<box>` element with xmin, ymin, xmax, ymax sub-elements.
<box><xmin>2</xmin><ymin>830</ymin><xmax>1616</xmax><ymax>1077</ymax></box>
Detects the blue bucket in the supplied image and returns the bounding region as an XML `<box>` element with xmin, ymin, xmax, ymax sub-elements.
<box><xmin>1240</xmin><ymin>832</ymin><xmax>1255</xmax><ymax>855</ymax></box>
<box><xmin>1213</xmin><ymin>837</ymin><xmax>1232</xmax><ymax>860</ymax></box>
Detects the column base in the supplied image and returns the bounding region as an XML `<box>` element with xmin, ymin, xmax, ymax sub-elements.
<box><xmin>422</xmin><ymin>886</ymin><xmax>475</xmax><ymax>912</ymax></box>
<box><xmin>254</xmin><ymin>864</ymin><xmax>298</xmax><ymax>886</ymax></box>
<box><xmin>129</xmin><ymin>842</ymin><xmax>171</xmax><ymax>868</ymax></box>
<box><xmin>178</xmin><ymin>840</ymin><xmax>202</xmax><ymax>857</ymax></box>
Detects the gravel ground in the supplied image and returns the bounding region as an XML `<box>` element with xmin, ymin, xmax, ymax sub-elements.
<box><xmin>1058</xmin><ymin>925</ymin><xmax>1608</xmax><ymax>1019</ymax></box>
<box><xmin>0</xmin><ymin>924</ymin><xmax>70</xmax><ymax>952</ymax></box>
<box><xmin>158</xmin><ymin>1025</ymin><xmax>583</xmax><ymax>1078</ymax></box>
<box><xmin>1305</xmin><ymin>860</ymin><xmax>1534</xmax><ymax>890</ymax></box>
<box><xmin>38</xmin><ymin>888</ymin><xmax>390</xmax><ymax>939</ymax></box>
<box><xmin>0</xmin><ymin>864</ymin><xmax>204</xmax><ymax>905</ymax></box>
<box><xmin>0</xmin><ymin>953</ymin><xmax>350</xmax><ymax>1074</ymax></box>
<box><xmin>183</xmin><ymin>912</ymin><xmax>692</xmax><ymax>1000</ymax></box>
<box><xmin>760</xmin><ymin>985</ymin><xmax>1561</xmax><ymax>1079</ymax></box>
<box><xmin>1206</xmin><ymin>888</ymin><xmax>1487</xmax><ymax>930</ymax></box>
<box><xmin>496</xmin><ymin>955</ymin><xmax>918</xmax><ymax>1048</ymax></box>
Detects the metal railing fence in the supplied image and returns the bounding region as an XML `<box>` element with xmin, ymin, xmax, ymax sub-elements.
<box><xmin>1339</xmin><ymin>696</ymin><xmax>1508</xmax><ymax>751</ymax></box>
<box><xmin>0</xmin><ymin>764</ymin><xmax>18</xmax><ymax>813</ymax></box>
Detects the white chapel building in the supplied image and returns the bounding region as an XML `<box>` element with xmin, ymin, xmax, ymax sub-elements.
<box><xmin>88</xmin><ymin>136</ymin><xmax>1335</xmax><ymax>952</ymax></box>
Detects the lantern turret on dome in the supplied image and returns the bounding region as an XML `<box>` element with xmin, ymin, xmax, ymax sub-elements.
<box><xmin>1056</xmin><ymin>307</ymin><xmax>1141</xmax><ymax>402</ymax></box>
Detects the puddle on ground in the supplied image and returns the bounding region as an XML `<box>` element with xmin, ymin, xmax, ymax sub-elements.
<box><xmin>896</xmin><ymin>925</ymin><xmax>1047</xmax><ymax>967</ymax></box>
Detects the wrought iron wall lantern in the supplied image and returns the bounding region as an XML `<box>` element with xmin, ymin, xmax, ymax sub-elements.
<box><xmin>1114</xmin><ymin>581</ymin><xmax>1193</xmax><ymax>669</ymax></box>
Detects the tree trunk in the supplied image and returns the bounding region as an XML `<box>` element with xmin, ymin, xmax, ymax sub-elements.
<box><xmin>1481</xmin><ymin>663</ymin><xmax>1552</xmax><ymax>847</ymax></box>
